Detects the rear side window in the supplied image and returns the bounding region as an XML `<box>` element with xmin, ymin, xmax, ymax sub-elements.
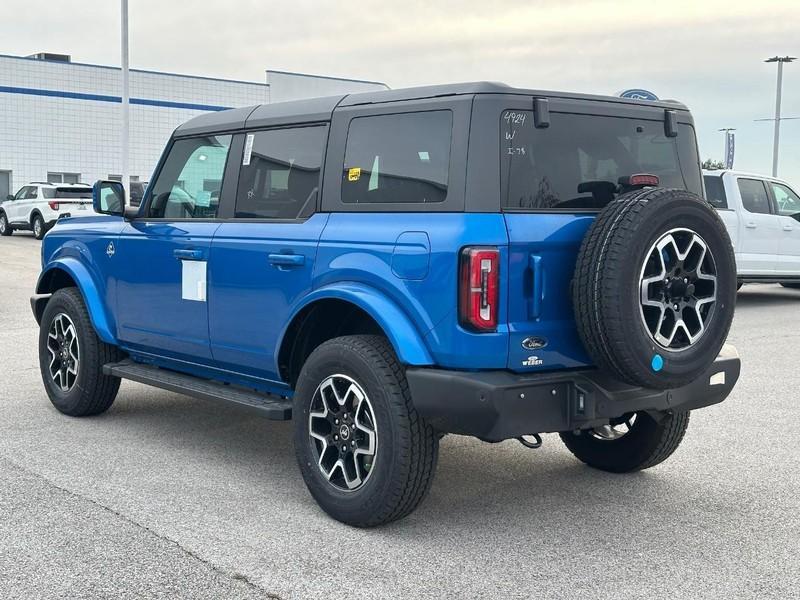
<box><xmin>341</xmin><ymin>111</ymin><xmax>452</xmax><ymax>204</ymax></box>
<box><xmin>737</xmin><ymin>178</ymin><xmax>772</xmax><ymax>215</ymax></box>
<box><xmin>501</xmin><ymin>111</ymin><xmax>702</xmax><ymax>210</ymax></box>
<box><xmin>703</xmin><ymin>175</ymin><xmax>727</xmax><ymax>209</ymax></box>
<box><xmin>235</xmin><ymin>125</ymin><xmax>327</xmax><ymax>219</ymax></box>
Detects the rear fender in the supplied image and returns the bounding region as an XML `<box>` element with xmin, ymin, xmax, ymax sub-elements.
<box><xmin>36</xmin><ymin>257</ymin><xmax>116</xmax><ymax>344</ymax></box>
<box><xmin>282</xmin><ymin>283</ymin><xmax>434</xmax><ymax>366</ymax></box>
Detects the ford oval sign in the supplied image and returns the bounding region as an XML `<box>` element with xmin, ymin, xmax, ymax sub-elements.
<box><xmin>522</xmin><ymin>337</ymin><xmax>548</xmax><ymax>350</ymax></box>
<box><xmin>618</xmin><ymin>89</ymin><xmax>660</xmax><ymax>101</ymax></box>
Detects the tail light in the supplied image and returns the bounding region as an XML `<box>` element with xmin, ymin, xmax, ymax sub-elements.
<box><xmin>459</xmin><ymin>247</ymin><xmax>499</xmax><ymax>331</ymax></box>
<box><xmin>48</xmin><ymin>201</ymin><xmax>60</xmax><ymax>210</ymax></box>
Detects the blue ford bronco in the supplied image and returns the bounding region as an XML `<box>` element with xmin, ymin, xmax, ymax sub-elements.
<box><xmin>32</xmin><ymin>83</ymin><xmax>740</xmax><ymax>526</ymax></box>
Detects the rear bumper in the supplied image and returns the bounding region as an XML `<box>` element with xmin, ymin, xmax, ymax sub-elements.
<box><xmin>406</xmin><ymin>344</ymin><xmax>741</xmax><ymax>441</ymax></box>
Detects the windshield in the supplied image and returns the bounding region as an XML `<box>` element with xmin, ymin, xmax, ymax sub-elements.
<box><xmin>501</xmin><ymin>111</ymin><xmax>702</xmax><ymax>210</ymax></box>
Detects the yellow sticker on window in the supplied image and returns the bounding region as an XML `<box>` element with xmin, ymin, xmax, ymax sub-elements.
<box><xmin>347</xmin><ymin>167</ymin><xmax>361</xmax><ymax>182</ymax></box>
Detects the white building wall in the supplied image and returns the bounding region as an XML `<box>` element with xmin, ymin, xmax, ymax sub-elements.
<box><xmin>0</xmin><ymin>54</ymin><xmax>268</xmax><ymax>194</ymax></box>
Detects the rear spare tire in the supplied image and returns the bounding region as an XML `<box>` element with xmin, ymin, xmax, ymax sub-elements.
<box><xmin>572</xmin><ymin>188</ymin><xmax>736</xmax><ymax>389</ymax></box>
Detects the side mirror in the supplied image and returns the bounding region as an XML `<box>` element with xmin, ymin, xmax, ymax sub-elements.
<box><xmin>92</xmin><ymin>180</ymin><xmax>125</xmax><ymax>216</ymax></box>
<box><xmin>5</xmin><ymin>194</ymin><xmax>13</xmax><ymax>201</ymax></box>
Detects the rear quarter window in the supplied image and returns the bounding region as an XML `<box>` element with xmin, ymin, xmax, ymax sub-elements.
<box><xmin>501</xmin><ymin>111</ymin><xmax>702</xmax><ymax>211</ymax></box>
<box><xmin>341</xmin><ymin>111</ymin><xmax>452</xmax><ymax>204</ymax></box>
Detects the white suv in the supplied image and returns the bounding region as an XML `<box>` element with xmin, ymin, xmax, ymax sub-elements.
<box><xmin>0</xmin><ymin>183</ymin><xmax>97</xmax><ymax>240</ymax></box>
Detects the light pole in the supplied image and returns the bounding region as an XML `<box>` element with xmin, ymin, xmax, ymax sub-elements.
<box><xmin>121</xmin><ymin>0</ymin><xmax>130</xmax><ymax>197</ymax></box>
<box><xmin>765</xmin><ymin>56</ymin><xmax>795</xmax><ymax>177</ymax></box>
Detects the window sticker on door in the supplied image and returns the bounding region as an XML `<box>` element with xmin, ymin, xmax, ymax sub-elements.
<box><xmin>243</xmin><ymin>133</ymin><xmax>255</xmax><ymax>166</ymax></box>
<box><xmin>181</xmin><ymin>260</ymin><xmax>207</xmax><ymax>302</ymax></box>
<box><xmin>347</xmin><ymin>167</ymin><xmax>361</xmax><ymax>182</ymax></box>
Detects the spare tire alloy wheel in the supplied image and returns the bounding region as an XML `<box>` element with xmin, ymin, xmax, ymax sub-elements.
<box><xmin>308</xmin><ymin>374</ymin><xmax>378</xmax><ymax>491</ymax></box>
<box><xmin>47</xmin><ymin>313</ymin><xmax>80</xmax><ymax>393</ymax></box>
<box><xmin>640</xmin><ymin>228</ymin><xmax>717</xmax><ymax>351</ymax></box>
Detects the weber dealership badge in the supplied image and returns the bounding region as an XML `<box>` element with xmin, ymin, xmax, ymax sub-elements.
<box><xmin>521</xmin><ymin>336</ymin><xmax>548</xmax><ymax>350</ymax></box>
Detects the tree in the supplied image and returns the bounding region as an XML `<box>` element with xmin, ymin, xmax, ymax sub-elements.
<box><xmin>702</xmin><ymin>159</ymin><xmax>725</xmax><ymax>170</ymax></box>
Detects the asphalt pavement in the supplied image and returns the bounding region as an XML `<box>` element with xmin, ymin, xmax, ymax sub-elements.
<box><xmin>0</xmin><ymin>232</ymin><xmax>798</xmax><ymax>599</ymax></box>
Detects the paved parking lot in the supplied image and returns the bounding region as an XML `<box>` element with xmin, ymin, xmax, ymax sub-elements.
<box><xmin>1</xmin><ymin>231</ymin><xmax>798</xmax><ymax>599</ymax></box>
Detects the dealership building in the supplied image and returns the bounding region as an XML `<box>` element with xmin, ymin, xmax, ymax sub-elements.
<box><xmin>0</xmin><ymin>52</ymin><xmax>387</xmax><ymax>199</ymax></box>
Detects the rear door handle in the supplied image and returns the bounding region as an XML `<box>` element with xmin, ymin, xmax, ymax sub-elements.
<box><xmin>268</xmin><ymin>253</ymin><xmax>305</xmax><ymax>267</ymax></box>
<box><xmin>745</xmin><ymin>222</ymin><xmax>757</xmax><ymax>229</ymax></box>
<box><xmin>784</xmin><ymin>225</ymin><xmax>794</xmax><ymax>232</ymax></box>
<box><xmin>173</xmin><ymin>249</ymin><xmax>204</xmax><ymax>260</ymax></box>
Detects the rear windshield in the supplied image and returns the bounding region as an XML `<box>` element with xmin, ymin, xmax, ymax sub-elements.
<box><xmin>42</xmin><ymin>187</ymin><xmax>92</xmax><ymax>199</ymax></box>
<box><xmin>703</xmin><ymin>174</ymin><xmax>728</xmax><ymax>209</ymax></box>
<box><xmin>501</xmin><ymin>111</ymin><xmax>702</xmax><ymax>210</ymax></box>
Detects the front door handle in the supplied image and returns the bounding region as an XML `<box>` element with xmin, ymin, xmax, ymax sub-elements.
<box><xmin>173</xmin><ymin>249</ymin><xmax>204</xmax><ymax>260</ymax></box>
<box><xmin>745</xmin><ymin>222</ymin><xmax>757</xmax><ymax>229</ymax></box>
<box><xmin>268</xmin><ymin>253</ymin><xmax>305</xmax><ymax>267</ymax></box>
<box><xmin>784</xmin><ymin>225</ymin><xmax>794</xmax><ymax>232</ymax></box>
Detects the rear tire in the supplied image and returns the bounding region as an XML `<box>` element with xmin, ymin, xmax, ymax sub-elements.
<box><xmin>32</xmin><ymin>214</ymin><xmax>45</xmax><ymax>240</ymax></box>
<box><xmin>293</xmin><ymin>335</ymin><xmax>439</xmax><ymax>527</ymax></box>
<box><xmin>560</xmin><ymin>411</ymin><xmax>690</xmax><ymax>473</ymax></box>
<box><xmin>0</xmin><ymin>212</ymin><xmax>11</xmax><ymax>236</ymax></box>
<box><xmin>39</xmin><ymin>288</ymin><xmax>122</xmax><ymax>416</ymax></box>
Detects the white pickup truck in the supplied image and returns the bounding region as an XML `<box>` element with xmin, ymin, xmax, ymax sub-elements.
<box><xmin>703</xmin><ymin>169</ymin><xmax>800</xmax><ymax>289</ymax></box>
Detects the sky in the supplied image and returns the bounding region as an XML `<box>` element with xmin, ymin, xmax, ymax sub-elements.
<box><xmin>3</xmin><ymin>0</ymin><xmax>799</xmax><ymax>185</ymax></box>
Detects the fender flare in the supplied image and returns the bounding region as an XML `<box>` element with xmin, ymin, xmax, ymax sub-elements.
<box><xmin>282</xmin><ymin>283</ymin><xmax>434</xmax><ymax>366</ymax></box>
<box><xmin>36</xmin><ymin>257</ymin><xmax>117</xmax><ymax>345</ymax></box>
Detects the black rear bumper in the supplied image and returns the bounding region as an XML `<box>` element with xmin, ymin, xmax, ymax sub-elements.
<box><xmin>406</xmin><ymin>345</ymin><xmax>740</xmax><ymax>442</ymax></box>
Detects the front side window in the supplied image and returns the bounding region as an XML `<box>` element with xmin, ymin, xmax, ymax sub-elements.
<box><xmin>737</xmin><ymin>178</ymin><xmax>772</xmax><ymax>215</ymax></box>
<box><xmin>501</xmin><ymin>111</ymin><xmax>702</xmax><ymax>210</ymax></box>
<box><xmin>770</xmin><ymin>182</ymin><xmax>800</xmax><ymax>217</ymax></box>
<box><xmin>342</xmin><ymin>111</ymin><xmax>452</xmax><ymax>204</ymax></box>
<box><xmin>14</xmin><ymin>186</ymin><xmax>30</xmax><ymax>200</ymax></box>
<box><xmin>147</xmin><ymin>135</ymin><xmax>232</xmax><ymax>219</ymax></box>
<box><xmin>235</xmin><ymin>126</ymin><xmax>327</xmax><ymax>219</ymax></box>
<box><xmin>703</xmin><ymin>175</ymin><xmax>728</xmax><ymax>209</ymax></box>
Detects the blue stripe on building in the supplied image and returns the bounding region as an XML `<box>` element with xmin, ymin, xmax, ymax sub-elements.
<box><xmin>0</xmin><ymin>85</ymin><xmax>231</xmax><ymax>112</ymax></box>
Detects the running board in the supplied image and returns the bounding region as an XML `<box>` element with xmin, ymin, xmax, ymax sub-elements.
<box><xmin>103</xmin><ymin>360</ymin><xmax>292</xmax><ymax>420</ymax></box>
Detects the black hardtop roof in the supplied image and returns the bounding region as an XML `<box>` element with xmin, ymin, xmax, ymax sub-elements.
<box><xmin>174</xmin><ymin>81</ymin><xmax>689</xmax><ymax>137</ymax></box>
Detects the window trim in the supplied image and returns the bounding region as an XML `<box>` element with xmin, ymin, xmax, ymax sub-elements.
<box><xmin>736</xmin><ymin>177</ymin><xmax>774</xmax><ymax>216</ymax></box>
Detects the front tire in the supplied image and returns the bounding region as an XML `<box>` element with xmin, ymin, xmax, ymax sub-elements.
<box><xmin>293</xmin><ymin>335</ymin><xmax>439</xmax><ymax>527</ymax></box>
<box><xmin>32</xmin><ymin>214</ymin><xmax>45</xmax><ymax>240</ymax></box>
<box><xmin>0</xmin><ymin>212</ymin><xmax>11</xmax><ymax>236</ymax></box>
<box><xmin>560</xmin><ymin>410</ymin><xmax>690</xmax><ymax>473</ymax></box>
<box><xmin>39</xmin><ymin>288</ymin><xmax>122</xmax><ymax>416</ymax></box>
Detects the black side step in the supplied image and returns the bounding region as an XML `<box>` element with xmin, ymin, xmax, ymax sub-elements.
<box><xmin>103</xmin><ymin>360</ymin><xmax>292</xmax><ymax>420</ymax></box>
